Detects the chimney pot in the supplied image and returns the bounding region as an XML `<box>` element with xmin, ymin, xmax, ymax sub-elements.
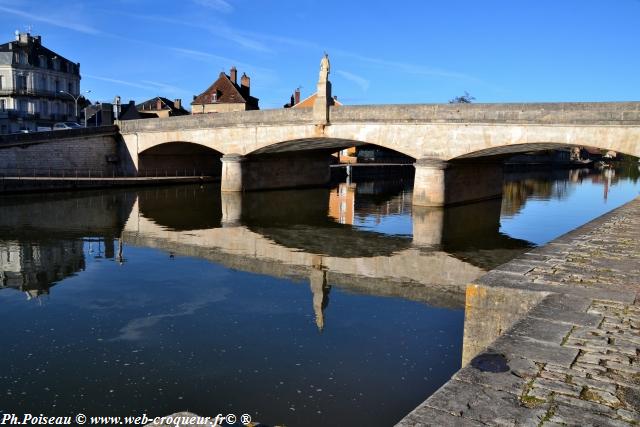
<box><xmin>241</xmin><ymin>73</ymin><xmax>250</xmax><ymax>96</ymax></box>
<box><xmin>230</xmin><ymin>66</ymin><xmax>237</xmax><ymax>84</ymax></box>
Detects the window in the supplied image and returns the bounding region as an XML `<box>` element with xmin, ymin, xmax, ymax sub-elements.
<box><xmin>211</xmin><ymin>93</ymin><xmax>217</xmax><ymax>102</ymax></box>
<box><xmin>18</xmin><ymin>100</ymin><xmax>27</xmax><ymax>112</ymax></box>
<box><xmin>39</xmin><ymin>55</ymin><xmax>46</xmax><ymax>68</ymax></box>
<box><xmin>55</xmin><ymin>80</ymin><xmax>60</xmax><ymax>92</ymax></box>
<box><xmin>0</xmin><ymin>75</ymin><xmax>3</xmax><ymax>89</ymax></box>
<box><xmin>17</xmin><ymin>75</ymin><xmax>27</xmax><ymax>90</ymax></box>
<box><xmin>68</xmin><ymin>82</ymin><xmax>73</xmax><ymax>93</ymax></box>
<box><xmin>0</xmin><ymin>99</ymin><xmax>5</xmax><ymax>111</ymax></box>
<box><xmin>19</xmin><ymin>52</ymin><xmax>27</xmax><ymax>65</ymax></box>
<box><xmin>40</xmin><ymin>75</ymin><xmax>47</xmax><ymax>91</ymax></box>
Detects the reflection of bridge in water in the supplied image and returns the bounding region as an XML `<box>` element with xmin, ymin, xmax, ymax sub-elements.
<box><xmin>121</xmin><ymin>185</ymin><xmax>532</xmax><ymax>329</ymax></box>
<box><xmin>0</xmin><ymin>183</ymin><xmax>533</xmax><ymax>335</ymax></box>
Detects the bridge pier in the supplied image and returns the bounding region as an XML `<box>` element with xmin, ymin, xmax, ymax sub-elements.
<box><xmin>221</xmin><ymin>152</ymin><xmax>333</xmax><ymax>192</ymax></box>
<box><xmin>412</xmin><ymin>159</ymin><xmax>503</xmax><ymax>207</ymax></box>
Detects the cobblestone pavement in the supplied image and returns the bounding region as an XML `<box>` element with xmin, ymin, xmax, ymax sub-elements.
<box><xmin>398</xmin><ymin>197</ymin><xmax>640</xmax><ymax>426</ymax></box>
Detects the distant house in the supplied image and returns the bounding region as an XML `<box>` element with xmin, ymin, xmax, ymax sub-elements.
<box><xmin>191</xmin><ymin>67</ymin><xmax>259</xmax><ymax>114</ymax></box>
<box><xmin>118</xmin><ymin>101</ymin><xmax>155</xmax><ymax>121</ymax></box>
<box><xmin>136</xmin><ymin>97</ymin><xmax>189</xmax><ymax>118</ymax></box>
<box><xmin>284</xmin><ymin>88</ymin><xmax>342</xmax><ymax>109</ymax></box>
<box><xmin>117</xmin><ymin>97</ymin><xmax>188</xmax><ymax>121</ymax></box>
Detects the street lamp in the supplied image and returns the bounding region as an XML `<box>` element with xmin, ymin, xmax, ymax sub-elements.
<box><xmin>59</xmin><ymin>89</ymin><xmax>91</xmax><ymax>121</ymax></box>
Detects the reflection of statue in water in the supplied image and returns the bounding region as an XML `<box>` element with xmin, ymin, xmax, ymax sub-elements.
<box><xmin>319</xmin><ymin>53</ymin><xmax>330</xmax><ymax>83</ymax></box>
<box><xmin>309</xmin><ymin>266</ymin><xmax>331</xmax><ymax>332</ymax></box>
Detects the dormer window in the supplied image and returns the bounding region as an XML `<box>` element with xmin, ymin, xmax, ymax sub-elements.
<box><xmin>211</xmin><ymin>93</ymin><xmax>217</xmax><ymax>102</ymax></box>
<box><xmin>19</xmin><ymin>52</ymin><xmax>27</xmax><ymax>65</ymax></box>
<box><xmin>39</xmin><ymin>55</ymin><xmax>46</xmax><ymax>68</ymax></box>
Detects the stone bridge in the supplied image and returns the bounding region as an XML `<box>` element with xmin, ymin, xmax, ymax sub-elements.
<box><xmin>118</xmin><ymin>102</ymin><xmax>640</xmax><ymax>206</ymax></box>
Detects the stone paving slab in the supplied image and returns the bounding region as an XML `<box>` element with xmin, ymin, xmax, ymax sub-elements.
<box><xmin>397</xmin><ymin>197</ymin><xmax>640</xmax><ymax>426</ymax></box>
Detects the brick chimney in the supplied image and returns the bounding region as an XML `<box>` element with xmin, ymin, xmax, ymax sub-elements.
<box><xmin>174</xmin><ymin>99</ymin><xmax>182</xmax><ymax>109</ymax></box>
<box><xmin>294</xmin><ymin>88</ymin><xmax>300</xmax><ymax>105</ymax></box>
<box><xmin>156</xmin><ymin>98</ymin><xmax>162</xmax><ymax>110</ymax></box>
<box><xmin>230</xmin><ymin>66</ymin><xmax>237</xmax><ymax>84</ymax></box>
<box><xmin>241</xmin><ymin>73</ymin><xmax>250</xmax><ymax>96</ymax></box>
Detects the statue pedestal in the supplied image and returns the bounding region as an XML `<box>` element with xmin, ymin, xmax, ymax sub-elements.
<box><xmin>313</xmin><ymin>80</ymin><xmax>331</xmax><ymax>124</ymax></box>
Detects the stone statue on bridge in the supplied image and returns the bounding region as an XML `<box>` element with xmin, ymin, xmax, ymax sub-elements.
<box><xmin>319</xmin><ymin>53</ymin><xmax>330</xmax><ymax>83</ymax></box>
<box><xmin>314</xmin><ymin>53</ymin><xmax>332</xmax><ymax>125</ymax></box>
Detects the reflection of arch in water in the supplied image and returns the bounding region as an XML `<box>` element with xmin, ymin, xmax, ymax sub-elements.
<box><xmin>137</xmin><ymin>184</ymin><xmax>222</xmax><ymax>231</ymax></box>
<box><xmin>238</xmin><ymin>189</ymin><xmax>413</xmax><ymax>258</ymax></box>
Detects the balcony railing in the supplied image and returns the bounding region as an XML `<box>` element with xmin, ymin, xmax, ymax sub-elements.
<box><xmin>0</xmin><ymin>88</ymin><xmax>78</xmax><ymax>99</ymax></box>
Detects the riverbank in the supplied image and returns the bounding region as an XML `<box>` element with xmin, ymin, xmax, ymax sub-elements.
<box><xmin>398</xmin><ymin>197</ymin><xmax>640</xmax><ymax>426</ymax></box>
<box><xmin>0</xmin><ymin>176</ymin><xmax>217</xmax><ymax>193</ymax></box>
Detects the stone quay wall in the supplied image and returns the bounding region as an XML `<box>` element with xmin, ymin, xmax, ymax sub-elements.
<box><xmin>0</xmin><ymin>126</ymin><xmax>121</xmax><ymax>176</ymax></box>
<box><xmin>398</xmin><ymin>197</ymin><xmax>640</xmax><ymax>426</ymax></box>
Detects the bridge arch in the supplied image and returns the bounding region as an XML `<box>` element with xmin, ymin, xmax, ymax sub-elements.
<box><xmin>138</xmin><ymin>141</ymin><xmax>223</xmax><ymax>176</ymax></box>
<box><xmin>451</xmin><ymin>141</ymin><xmax>639</xmax><ymax>161</ymax></box>
<box><xmin>245</xmin><ymin>137</ymin><xmax>415</xmax><ymax>164</ymax></box>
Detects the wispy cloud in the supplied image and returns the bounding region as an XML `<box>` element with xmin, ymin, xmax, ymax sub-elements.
<box><xmin>336</xmin><ymin>70</ymin><xmax>370</xmax><ymax>91</ymax></box>
<box><xmin>332</xmin><ymin>49</ymin><xmax>480</xmax><ymax>82</ymax></box>
<box><xmin>84</xmin><ymin>74</ymin><xmax>186</xmax><ymax>97</ymax></box>
<box><xmin>111</xmin><ymin>288</ymin><xmax>229</xmax><ymax>341</ymax></box>
<box><xmin>169</xmin><ymin>47</ymin><xmax>245</xmax><ymax>68</ymax></box>
<box><xmin>235</xmin><ymin>30</ymin><xmax>481</xmax><ymax>83</ymax></box>
<box><xmin>140</xmin><ymin>80</ymin><xmax>183</xmax><ymax>94</ymax></box>
<box><xmin>192</xmin><ymin>0</ymin><xmax>233</xmax><ymax>13</ymax></box>
<box><xmin>0</xmin><ymin>5</ymin><xmax>101</xmax><ymax>35</ymax></box>
<box><xmin>108</xmin><ymin>11</ymin><xmax>272</xmax><ymax>53</ymax></box>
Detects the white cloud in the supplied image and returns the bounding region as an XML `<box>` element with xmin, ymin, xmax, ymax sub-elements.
<box><xmin>336</xmin><ymin>70</ymin><xmax>370</xmax><ymax>91</ymax></box>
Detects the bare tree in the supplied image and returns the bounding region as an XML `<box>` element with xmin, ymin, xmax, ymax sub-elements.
<box><xmin>449</xmin><ymin>91</ymin><xmax>476</xmax><ymax>104</ymax></box>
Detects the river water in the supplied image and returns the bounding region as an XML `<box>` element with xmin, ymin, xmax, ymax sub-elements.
<box><xmin>0</xmin><ymin>165</ymin><xmax>638</xmax><ymax>426</ymax></box>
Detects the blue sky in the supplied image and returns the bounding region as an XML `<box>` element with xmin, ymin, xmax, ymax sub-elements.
<box><xmin>1</xmin><ymin>0</ymin><xmax>639</xmax><ymax>109</ymax></box>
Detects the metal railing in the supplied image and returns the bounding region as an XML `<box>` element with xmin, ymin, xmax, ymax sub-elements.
<box><xmin>0</xmin><ymin>168</ymin><xmax>211</xmax><ymax>179</ymax></box>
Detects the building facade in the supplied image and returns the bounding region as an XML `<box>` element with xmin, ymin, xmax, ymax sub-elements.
<box><xmin>0</xmin><ymin>32</ymin><xmax>81</xmax><ymax>134</ymax></box>
<box><xmin>191</xmin><ymin>66</ymin><xmax>259</xmax><ymax>114</ymax></box>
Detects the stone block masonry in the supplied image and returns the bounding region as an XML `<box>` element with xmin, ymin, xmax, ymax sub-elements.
<box><xmin>0</xmin><ymin>126</ymin><xmax>122</xmax><ymax>176</ymax></box>
<box><xmin>398</xmin><ymin>197</ymin><xmax>640</xmax><ymax>426</ymax></box>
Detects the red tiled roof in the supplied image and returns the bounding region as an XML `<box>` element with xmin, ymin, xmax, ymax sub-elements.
<box><xmin>191</xmin><ymin>72</ymin><xmax>258</xmax><ymax>109</ymax></box>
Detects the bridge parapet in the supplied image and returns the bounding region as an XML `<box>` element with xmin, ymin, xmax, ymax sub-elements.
<box><xmin>330</xmin><ymin>102</ymin><xmax>640</xmax><ymax>125</ymax></box>
<box><xmin>118</xmin><ymin>108</ymin><xmax>314</xmax><ymax>133</ymax></box>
